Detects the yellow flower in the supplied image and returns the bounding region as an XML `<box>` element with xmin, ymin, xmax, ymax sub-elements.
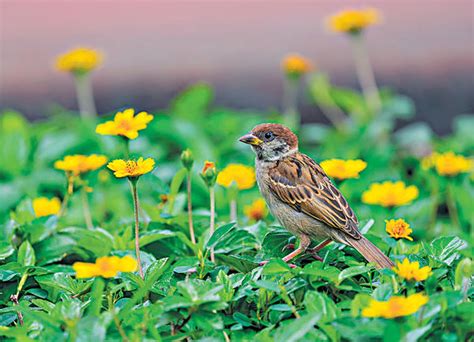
<box><xmin>202</xmin><ymin>161</ymin><xmax>216</xmax><ymax>174</ymax></box>
<box><xmin>55</xmin><ymin>47</ymin><xmax>103</xmax><ymax>74</ymax></box>
<box><xmin>328</xmin><ymin>8</ymin><xmax>380</xmax><ymax>33</ymax></box>
<box><xmin>244</xmin><ymin>198</ymin><xmax>268</xmax><ymax>221</ymax></box>
<box><xmin>385</xmin><ymin>219</ymin><xmax>414</xmax><ymax>241</ymax></box>
<box><xmin>422</xmin><ymin>152</ymin><xmax>472</xmax><ymax>177</ymax></box>
<box><xmin>282</xmin><ymin>54</ymin><xmax>313</xmax><ymax>77</ymax></box>
<box><xmin>95</xmin><ymin>108</ymin><xmax>153</xmax><ymax>140</ymax></box>
<box><xmin>393</xmin><ymin>258</ymin><xmax>432</xmax><ymax>282</ymax></box>
<box><xmin>362</xmin><ymin>293</ymin><xmax>429</xmax><ymax>319</ymax></box>
<box><xmin>217</xmin><ymin>164</ymin><xmax>256</xmax><ymax>190</ymax></box>
<box><xmin>107</xmin><ymin>157</ymin><xmax>155</xmax><ymax>178</ymax></box>
<box><xmin>362</xmin><ymin>181</ymin><xmax>419</xmax><ymax>207</ymax></box>
<box><xmin>320</xmin><ymin>159</ymin><xmax>367</xmax><ymax>180</ymax></box>
<box><xmin>73</xmin><ymin>255</ymin><xmax>138</xmax><ymax>279</ymax></box>
<box><xmin>54</xmin><ymin>154</ymin><xmax>108</xmax><ymax>176</ymax></box>
<box><xmin>32</xmin><ymin>197</ymin><xmax>61</xmax><ymax>218</ymax></box>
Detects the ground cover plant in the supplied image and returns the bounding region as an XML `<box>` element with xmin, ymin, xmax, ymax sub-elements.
<box><xmin>0</xmin><ymin>7</ymin><xmax>472</xmax><ymax>342</ymax></box>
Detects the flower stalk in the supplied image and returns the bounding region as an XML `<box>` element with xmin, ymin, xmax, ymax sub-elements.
<box><xmin>129</xmin><ymin>179</ymin><xmax>144</xmax><ymax>279</ymax></box>
<box><xmin>81</xmin><ymin>186</ymin><xmax>94</xmax><ymax>229</ymax></box>
<box><xmin>59</xmin><ymin>174</ymin><xmax>74</xmax><ymax>217</ymax></box>
<box><xmin>73</xmin><ymin>73</ymin><xmax>97</xmax><ymax>119</ymax></box>
<box><xmin>209</xmin><ymin>186</ymin><xmax>216</xmax><ymax>262</ymax></box>
<box><xmin>181</xmin><ymin>149</ymin><xmax>196</xmax><ymax>244</ymax></box>
<box><xmin>349</xmin><ymin>33</ymin><xmax>381</xmax><ymax>115</ymax></box>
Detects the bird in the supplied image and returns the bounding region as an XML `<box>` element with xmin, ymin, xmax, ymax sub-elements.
<box><xmin>239</xmin><ymin>123</ymin><xmax>394</xmax><ymax>269</ymax></box>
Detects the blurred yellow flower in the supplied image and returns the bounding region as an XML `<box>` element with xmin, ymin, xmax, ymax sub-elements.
<box><xmin>55</xmin><ymin>47</ymin><xmax>103</xmax><ymax>74</ymax></box>
<box><xmin>32</xmin><ymin>197</ymin><xmax>61</xmax><ymax>218</ymax></box>
<box><xmin>73</xmin><ymin>255</ymin><xmax>137</xmax><ymax>279</ymax></box>
<box><xmin>54</xmin><ymin>154</ymin><xmax>108</xmax><ymax>176</ymax></box>
<box><xmin>96</xmin><ymin>108</ymin><xmax>154</xmax><ymax>140</ymax></box>
<box><xmin>362</xmin><ymin>293</ymin><xmax>429</xmax><ymax>319</ymax></box>
<box><xmin>217</xmin><ymin>164</ymin><xmax>256</xmax><ymax>190</ymax></box>
<box><xmin>107</xmin><ymin>157</ymin><xmax>155</xmax><ymax>178</ymax></box>
<box><xmin>282</xmin><ymin>54</ymin><xmax>313</xmax><ymax>77</ymax></box>
<box><xmin>385</xmin><ymin>219</ymin><xmax>414</xmax><ymax>241</ymax></box>
<box><xmin>362</xmin><ymin>181</ymin><xmax>419</xmax><ymax>207</ymax></box>
<box><xmin>422</xmin><ymin>152</ymin><xmax>472</xmax><ymax>177</ymax></box>
<box><xmin>393</xmin><ymin>258</ymin><xmax>432</xmax><ymax>282</ymax></box>
<box><xmin>320</xmin><ymin>159</ymin><xmax>367</xmax><ymax>180</ymax></box>
<box><xmin>244</xmin><ymin>198</ymin><xmax>268</xmax><ymax>221</ymax></box>
<box><xmin>328</xmin><ymin>8</ymin><xmax>380</xmax><ymax>33</ymax></box>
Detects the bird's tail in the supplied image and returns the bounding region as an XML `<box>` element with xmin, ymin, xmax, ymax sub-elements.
<box><xmin>346</xmin><ymin>236</ymin><xmax>394</xmax><ymax>269</ymax></box>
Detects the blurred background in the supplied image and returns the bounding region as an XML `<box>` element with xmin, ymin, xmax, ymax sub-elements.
<box><xmin>1</xmin><ymin>0</ymin><xmax>473</xmax><ymax>134</ymax></box>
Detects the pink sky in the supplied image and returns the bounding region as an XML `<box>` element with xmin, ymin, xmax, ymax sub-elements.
<box><xmin>0</xmin><ymin>0</ymin><xmax>472</xmax><ymax>121</ymax></box>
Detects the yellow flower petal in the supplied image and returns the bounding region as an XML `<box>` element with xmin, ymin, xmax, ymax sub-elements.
<box><xmin>281</xmin><ymin>54</ymin><xmax>313</xmax><ymax>77</ymax></box>
<box><xmin>244</xmin><ymin>198</ymin><xmax>268</xmax><ymax>222</ymax></box>
<box><xmin>393</xmin><ymin>258</ymin><xmax>432</xmax><ymax>282</ymax></box>
<box><xmin>32</xmin><ymin>197</ymin><xmax>61</xmax><ymax>218</ymax></box>
<box><xmin>95</xmin><ymin>108</ymin><xmax>153</xmax><ymax>140</ymax></box>
<box><xmin>328</xmin><ymin>8</ymin><xmax>380</xmax><ymax>33</ymax></box>
<box><xmin>217</xmin><ymin>164</ymin><xmax>255</xmax><ymax>190</ymax></box>
<box><xmin>55</xmin><ymin>47</ymin><xmax>102</xmax><ymax>74</ymax></box>
<box><xmin>385</xmin><ymin>218</ymin><xmax>414</xmax><ymax>241</ymax></box>
<box><xmin>107</xmin><ymin>158</ymin><xmax>155</xmax><ymax>178</ymax></box>
<box><xmin>422</xmin><ymin>151</ymin><xmax>472</xmax><ymax>177</ymax></box>
<box><xmin>73</xmin><ymin>256</ymin><xmax>138</xmax><ymax>279</ymax></box>
<box><xmin>320</xmin><ymin>159</ymin><xmax>367</xmax><ymax>180</ymax></box>
<box><xmin>362</xmin><ymin>181</ymin><xmax>419</xmax><ymax>207</ymax></box>
<box><xmin>362</xmin><ymin>293</ymin><xmax>429</xmax><ymax>319</ymax></box>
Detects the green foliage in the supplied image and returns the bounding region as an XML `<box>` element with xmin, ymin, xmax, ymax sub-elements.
<box><xmin>0</xmin><ymin>82</ymin><xmax>472</xmax><ymax>341</ymax></box>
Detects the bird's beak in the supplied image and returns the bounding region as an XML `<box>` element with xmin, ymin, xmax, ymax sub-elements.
<box><xmin>239</xmin><ymin>133</ymin><xmax>263</xmax><ymax>146</ymax></box>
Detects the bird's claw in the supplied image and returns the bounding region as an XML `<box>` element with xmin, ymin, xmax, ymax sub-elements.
<box><xmin>282</xmin><ymin>243</ymin><xmax>295</xmax><ymax>251</ymax></box>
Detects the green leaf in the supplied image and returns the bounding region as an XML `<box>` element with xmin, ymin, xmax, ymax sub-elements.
<box><xmin>273</xmin><ymin>314</ymin><xmax>321</xmax><ymax>342</ymax></box>
<box><xmin>337</xmin><ymin>266</ymin><xmax>372</xmax><ymax>285</ymax></box>
<box><xmin>0</xmin><ymin>110</ymin><xmax>30</xmax><ymax>177</ymax></box>
<box><xmin>428</xmin><ymin>236</ymin><xmax>467</xmax><ymax>266</ymax></box>
<box><xmin>304</xmin><ymin>291</ymin><xmax>338</xmax><ymax>322</ymax></box>
<box><xmin>166</xmin><ymin>168</ymin><xmax>187</xmax><ymax>213</ymax></box>
<box><xmin>18</xmin><ymin>241</ymin><xmax>35</xmax><ymax>267</ymax></box>
<box><xmin>262</xmin><ymin>259</ymin><xmax>292</xmax><ymax>275</ymax></box>
<box><xmin>206</xmin><ymin>222</ymin><xmax>236</xmax><ymax>249</ymax></box>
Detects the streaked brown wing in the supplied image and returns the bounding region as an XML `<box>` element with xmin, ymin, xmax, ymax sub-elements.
<box><xmin>268</xmin><ymin>153</ymin><xmax>361</xmax><ymax>239</ymax></box>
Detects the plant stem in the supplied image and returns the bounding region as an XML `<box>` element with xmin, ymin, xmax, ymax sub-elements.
<box><xmin>446</xmin><ymin>184</ymin><xmax>461</xmax><ymax>230</ymax></box>
<box><xmin>10</xmin><ymin>294</ymin><xmax>24</xmax><ymax>326</ymax></box>
<box><xmin>123</xmin><ymin>137</ymin><xmax>130</xmax><ymax>159</ymax></box>
<box><xmin>282</xmin><ymin>77</ymin><xmax>299</xmax><ymax>131</ymax></box>
<box><xmin>108</xmin><ymin>293</ymin><xmax>129</xmax><ymax>341</ymax></box>
<box><xmin>59</xmin><ymin>174</ymin><xmax>74</xmax><ymax>217</ymax></box>
<box><xmin>129</xmin><ymin>179</ymin><xmax>144</xmax><ymax>279</ymax></box>
<box><xmin>81</xmin><ymin>187</ymin><xmax>94</xmax><ymax>229</ymax></box>
<box><xmin>210</xmin><ymin>186</ymin><xmax>215</xmax><ymax>262</ymax></box>
<box><xmin>73</xmin><ymin>73</ymin><xmax>97</xmax><ymax>119</ymax></box>
<box><xmin>229</xmin><ymin>199</ymin><xmax>237</xmax><ymax>223</ymax></box>
<box><xmin>350</xmin><ymin>33</ymin><xmax>381</xmax><ymax>115</ymax></box>
<box><xmin>186</xmin><ymin>173</ymin><xmax>196</xmax><ymax>244</ymax></box>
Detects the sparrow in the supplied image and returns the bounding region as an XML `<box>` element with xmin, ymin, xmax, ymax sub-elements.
<box><xmin>239</xmin><ymin>123</ymin><xmax>394</xmax><ymax>269</ymax></box>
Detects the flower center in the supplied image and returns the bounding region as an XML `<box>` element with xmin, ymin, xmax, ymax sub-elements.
<box><xmin>126</xmin><ymin>161</ymin><xmax>138</xmax><ymax>174</ymax></box>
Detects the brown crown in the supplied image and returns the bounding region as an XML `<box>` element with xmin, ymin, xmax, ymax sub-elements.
<box><xmin>251</xmin><ymin>123</ymin><xmax>298</xmax><ymax>149</ymax></box>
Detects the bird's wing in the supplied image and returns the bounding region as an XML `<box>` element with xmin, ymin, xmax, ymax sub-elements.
<box><xmin>267</xmin><ymin>153</ymin><xmax>361</xmax><ymax>239</ymax></box>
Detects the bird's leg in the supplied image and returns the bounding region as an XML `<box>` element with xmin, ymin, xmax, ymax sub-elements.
<box><xmin>259</xmin><ymin>235</ymin><xmax>310</xmax><ymax>268</ymax></box>
<box><xmin>282</xmin><ymin>243</ymin><xmax>295</xmax><ymax>251</ymax></box>
<box><xmin>282</xmin><ymin>235</ymin><xmax>311</xmax><ymax>263</ymax></box>
<box><xmin>307</xmin><ymin>239</ymin><xmax>331</xmax><ymax>261</ymax></box>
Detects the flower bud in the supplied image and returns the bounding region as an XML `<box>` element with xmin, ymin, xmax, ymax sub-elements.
<box><xmin>181</xmin><ymin>149</ymin><xmax>194</xmax><ymax>171</ymax></box>
<box><xmin>200</xmin><ymin>161</ymin><xmax>217</xmax><ymax>187</ymax></box>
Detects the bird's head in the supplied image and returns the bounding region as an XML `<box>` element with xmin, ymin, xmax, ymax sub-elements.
<box><xmin>239</xmin><ymin>123</ymin><xmax>298</xmax><ymax>161</ymax></box>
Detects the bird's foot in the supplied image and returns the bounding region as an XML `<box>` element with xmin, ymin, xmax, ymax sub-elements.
<box><xmin>307</xmin><ymin>249</ymin><xmax>324</xmax><ymax>262</ymax></box>
<box><xmin>282</xmin><ymin>243</ymin><xmax>295</xmax><ymax>251</ymax></box>
<box><xmin>259</xmin><ymin>260</ymin><xmax>297</xmax><ymax>268</ymax></box>
<box><xmin>306</xmin><ymin>239</ymin><xmax>331</xmax><ymax>261</ymax></box>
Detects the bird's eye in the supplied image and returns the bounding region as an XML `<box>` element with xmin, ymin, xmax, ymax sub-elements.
<box><xmin>264</xmin><ymin>132</ymin><xmax>274</xmax><ymax>141</ymax></box>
